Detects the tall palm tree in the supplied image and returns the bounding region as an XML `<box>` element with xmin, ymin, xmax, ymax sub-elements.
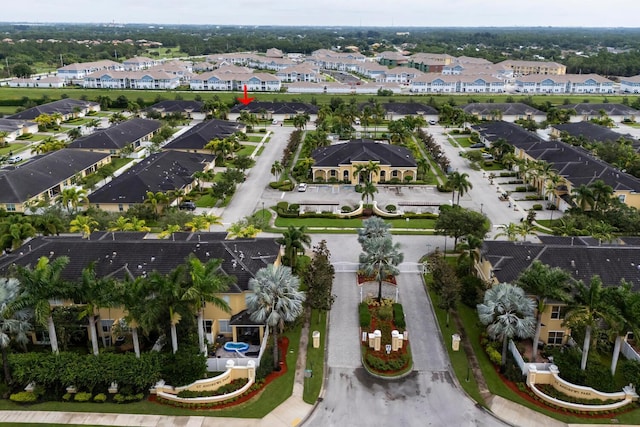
<box><xmin>0</xmin><ymin>277</ymin><xmax>31</xmax><ymax>384</ymax></box>
<box><xmin>10</xmin><ymin>256</ymin><xmax>70</xmax><ymax>354</ymax></box>
<box><xmin>185</xmin><ymin>214</ymin><xmax>222</xmax><ymax>232</ymax></box>
<box><xmin>271</xmin><ymin>160</ymin><xmax>284</xmax><ymax>181</ymax></box>
<box><xmin>144</xmin><ymin>191</ymin><xmax>169</xmax><ymax>217</ymax></box>
<box><xmin>603</xmin><ymin>282</ymin><xmax>640</xmax><ymax>375</ymax></box>
<box><xmin>360</xmin><ymin>181</ymin><xmax>378</xmax><ymax>205</ymax></box>
<box><xmin>146</xmin><ymin>267</ymin><xmax>189</xmax><ymax>354</ymax></box>
<box><xmin>292</xmin><ymin>113</ymin><xmax>310</xmax><ymax>130</ymax></box>
<box><xmin>247</xmin><ymin>264</ymin><xmax>305</xmax><ymax>370</ymax></box>
<box><xmin>354</xmin><ymin>161</ymin><xmax>380</xmax><ymax>184</ymax></box>
<box><xmin>563</xmin><ymin>276</ymin><xmax>623</xmax><ymax>370</ymax></box>
<box><xmin>113</xmin><ymin>277</ymin><xmax>147</xmax><ymax>358</ymax></box>
<box><xmin>477</xmin><ymin>282</ymin><xmax>536</xmax><ymax>371</ymax></box>
<box><xmin>276</xmin><ymin>226</ymin><xmax>312</xmax><ymax>273</ymax></box>
<box><xmin>159</xmin><ymin>224</ymin><xmax>182</xmax><ymax>241</ymax></box>
<box><xmin>589</xmin><ymin>180</ymin><xmax>614</xmax><ymax>213</ymax></box>
<box><xmin>183</xmin><ymin>255</ymin><xmax>234</xmax><ymax>354</ymax></box>
<box><xmin>0</xmin><ymin>215</ymin><xmax>37</xmax><ymax>251</ymax></box>
<box><xmin>357</xmin><ymin>216</ymin><xmax>392</xmax><ymax>246</ymax></box>
<box><xmin>447</xmin><ymin>171</ymin><xmax>472</xmax><ymax>206</ymax></box>
<box><xmin>572</xmin><ymin>184</ymin><xmax>595</xmax><ymax>211</ymax></box>
<box><xmin>77</xmin><ymin>263</ymin><xmax>115</xmax><ymax>356</ymax></box>
<box><xmin>515</xmin><ymin>261</ymin><xmax>573</xmax><ymax>361</ymax></box>
<box><xmin>516</xmin><ymin>221</ymin><xmax>537</xmax><ymax>242</ymax></box>
<box><xmin>359</xmin><ymin>236</ymin><xmax>404</xmax><ymax>302</ymax></box>
<box><xmin>59</xmin><ymin>187</ymin><xmax>89</xmax><ymax>213</ymax></box>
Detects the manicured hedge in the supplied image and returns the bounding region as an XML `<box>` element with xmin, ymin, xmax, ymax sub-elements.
<box><xmin>359</xmin><ymin>302</ymin><xmax>372</xmax><ymax>328</ymax></box>
<box><xmin>392</xmin><ymin>303</ymin><xmax>406</xmax><ymax>329</ymax></box>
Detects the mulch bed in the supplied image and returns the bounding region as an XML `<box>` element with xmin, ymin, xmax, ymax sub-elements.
<box><xmin>357</xmin><ymin>274</ymin><xmax>397</xmax><ymax>286</ymax></box>
<box><xmin>497</xmin><ymin>366</ymin><xmax>637</xmax><ymax>419</ymax></box>
<box><xmin>149</xmin><ymin>336</ymin><xmax>290</xmax><ymax>410</ymax></box>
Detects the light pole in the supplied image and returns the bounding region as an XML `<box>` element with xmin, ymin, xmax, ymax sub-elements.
<box><xmin>262</xmin><ymin>202</ymin><xmax>265</xmax><ymax>223</ymax></box>
<box><xmin>480</xmin><ymin>203</ymin><xmax>483</xmax><ymax>214</ymax></box>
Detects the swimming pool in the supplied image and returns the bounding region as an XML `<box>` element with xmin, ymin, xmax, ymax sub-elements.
<box><xmin>223</xmin><ymin>342</ymin><xmax>250</xmax><ymax>352</ymax></box>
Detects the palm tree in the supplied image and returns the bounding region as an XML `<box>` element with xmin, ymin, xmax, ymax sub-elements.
<box><xmin>0</xmin><ymin>215</ymin><xmax>37</xmax><ymax>250</ymax></box>
<box><xmin>108</xmin><ymin>216</ymin><xmax>134</xmax><ymax>231</ymax></box>
<box><xmin>276</xmin><ymin>226</ymin><xmax>312</xmax><ymax>272</ymax></box>
<box><xmin>360</xmin><ymin>181</ymin><xmax>378</xmax><ymax>205</ymax></box>
<box><xmin>271</xmin><ymin>160</ymin><xmax>284</xmax><ymax>181</ymax></box>
<box><xmin>0</xmin><ymin>277</ymin><xmax>31</xmax><ymax>384</ymax></box>
<box><xmin>183</xmin><ymin>255</ymin><xmax>233</xmax><ymax>354</ymax></box>
<box><xmin>515</xmin><ymin>261</ymin><xmax>572</xmax><ymax>361</ymax></box>
<box><xmin>159</xmin><ymin>224</ymin><xmax>182</xmax><ymax>240</ymax></box>
<box><xmin>77</xmin><ymin>263</ymin><xmax>115</xmax><ymax>356</ymax></box>
<box><xmin>354</xmin><ymin>161</ymin><xmax>380</xmax><ymax>184</ymax></box>
<box><xmin>292</xmin><ymin>113</ymin><xmax>310</xmax><ymax>130</ymax></box>
<box><xmin>589</xmin><ymin>180</ymin><xmax>614</xmax><ymax>213</ymax></box>
<box><xmin>447</xmin><ymin>171</ymin><xmax>472</xmax><ymax>206</ymax></box>
<box><xmin>357</xmin><ymin>216</ymin><xmax>391</xmax><ymax>246</ymax></box>
<box><xmin>359</xmin><ymin>236</ymin><xmax>404</xmax><ymax>302</ymax></box>
<box><xmin>563</xmin><ymin>276</ymin><xmax>623</xmax><ymax>370</ymax></box>
<box><xmin>59</xmin><ymin>187</ymin><xmax>89</xmax><ymax>213</ymax></box>
<box><xmin>457</xmin><ymin>234</ymin><xmax>483</xmax><ymax>275</ymax></box>
<box><xmin>477</xmin><ymin>283</ymin><xmax>536</xmax><ymax>371</ymax></box>
<box><xmin>67</xmin><ymin>127</ymin><xmax>82</xmax><ymax>141</ymax></box>
<box><xmin>144</xmin><ymin>191</ymin><xmax>169</xmax><ymax>217</ymax></box>
<box><xmin>147</xmin><ymin>267</ymin><xmax>189</xmax><ymax>354</ymax></box>
<box><xmin>69</xmin><ymin>215</ymin><xmax>98</xmax><ymax>239</ymax></box>
<box><xmin>10</xmin><ymin>256</ymin><xmax>70</xmax><ymax>354</ymax></box>
<box><xmin>586</xmin><ymin>221</ymin><xmax>618</xmax><ymax>246</ymax></box>
<box><xmin>516</xmin><ymin>221</ymin><xmax>537</xmax><ymax>242</ymax></box>
<box><xmin>247</xmin><ymin>264</ymin><xmax>305</xmax><ymax>370</ymax></box>
<box><xmin>572</xmin><ymin>184</ymin><xmax>595</xmax><ymax>211</ymax></box>
<box><xmin>185</xmin><ymin>214</ymin><xmax>222</xmax><ymax>232</ymax></box>
<box><xmin>113</xmin><ymin>277</ymin><xmax>146</xmax><ymax>358</ymax></box>
<box><xmin>603</xmin><ymin>282</ymin><xmax>640</xmax><ymax>375</ymax></box>
<box><xmin>494</xmin><ymin>223</ymin><xmax>519</xmax><ymax>242</ymax></box>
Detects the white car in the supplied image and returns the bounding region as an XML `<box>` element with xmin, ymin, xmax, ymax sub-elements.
<box><xmin>8</xmin><ymin>155</ymin><xmax>23</xmax><ymax>164</ymax></box>
<box><xmin>298</xmin><ymin>183</ymin><xmax>307</xmax><ymax>192</ymax></box>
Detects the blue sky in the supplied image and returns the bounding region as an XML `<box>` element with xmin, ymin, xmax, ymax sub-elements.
<box><xmin>4</xmin><ymin>0</ymin><xmax>639</xmax><ymax>27</ymax></box>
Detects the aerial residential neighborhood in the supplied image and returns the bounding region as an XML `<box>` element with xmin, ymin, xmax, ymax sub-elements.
<box><xmin>3</xmin><ymin>16</ymin><xmax>640</xmax><ymax>427</ymax></box>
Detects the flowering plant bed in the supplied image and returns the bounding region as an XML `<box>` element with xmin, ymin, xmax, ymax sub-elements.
<box><xmin>357</xmin><ymin>273</ymin><xmax>397</xmax><ymax>286</ymax></box>
<box><xmin>360</xmin><ymin>299</ymin><xmax>411</xmax><ymax>376</ymax></box>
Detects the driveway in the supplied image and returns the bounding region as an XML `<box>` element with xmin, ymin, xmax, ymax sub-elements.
<box><xmin>303</xmin><ymin>234</ymin><xmax>508</xmax><ymax>427</ymax></box>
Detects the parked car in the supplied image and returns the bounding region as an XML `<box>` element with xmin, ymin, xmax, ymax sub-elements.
<box><xmin>8</xmin><ymin>156</ymin><xmax>23</xmax><ymax>164</ymax></box>
<box><xmin>179</xmin><ymin>201</ymin><xmax>197</xmax><ymax>211</ymax></box>
<box><xmin>272</xmin><ymin>119</ymin><xmax>278</xmax><ymax>125</ymax></box>
<box><xmin>428</xmin><ymin>120</ymin><xmax>438</xmax><ymax>125</ymax></box>
<box><xmin>481</xmin><ymin>153</ymin><xmax>494</xmax><ymax>160</ymax></box>
<box><xmin>470</xmin><ymin>142</ymin><xmax>486</xmax><ymax>149</ymax></box>
<box><xmin>298</xmin><ymin>183</ymin><xmax>308</xmax><ymax>192</ymax></box>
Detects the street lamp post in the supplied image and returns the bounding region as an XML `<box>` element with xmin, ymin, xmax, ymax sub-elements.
<box><xmin>262</xmin><ymin>202</ymin><xmax>265</xmax><ymax>222</ymax></box>
<box><xmin>480</xmin><ymin>203</ymin><xmax>483</xmax><ymax>214</ymax></box>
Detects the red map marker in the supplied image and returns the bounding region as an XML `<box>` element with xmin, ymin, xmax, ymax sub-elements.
<box><xmin>237</xmin><ymin>85</ymin><xmax>255</xmax><ymax>105</ymax></box>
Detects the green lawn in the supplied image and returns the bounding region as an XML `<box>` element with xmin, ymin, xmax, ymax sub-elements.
<box><xmin>0</xmin><ymin>143</ymin><xmax>30</xmax><ymax>156</ymax></box>
<box><xmin>236</xmin><ymin>144</ymin><xmax>256</xmax><ymax>157</ymax></box>
<box><xmin>110</xmin><ymin>157</ymin><xmax>134</xmax><ymax>170</ymax></box>
<box><xmin>195</xmin><ymin>194</ymin><xmax>218</xmax><ymax>208</ymax></box>
<box><xmin>453</xmin><ymin>136</ymin><xmax>472</xmax><ymax>148</ymax></box>
<box><xmin>273</xmin><ymin>215</ymin><xmax>435</xmax><ymax>230</ymax></box>
<box><xmin>246</xmin><ymin>135</ymin><xmax>265</xmax><ymax>143</ymax></box>
<box><xmin>1</xmin><ymin>87</ymin><xmax>630</xmax><ymax>110</ymax></box>
<box><xmin>481</xmin><ymin>162</ymin><xmax>505</xmax><ymax>171</ymax></box>
<box><xmin>144</xmin><ymin>46</ymin><xmax>189</xmax><ymax>59</ymax></box>
<box><xmin>303</xmin><ymin>310</ymin><xmax>327</xmax><ymax>404</ymax></box>
<box><xmin>0</xmin><ymin>326</ymin><xmax>302</xmax><ymax>419</ymax></box>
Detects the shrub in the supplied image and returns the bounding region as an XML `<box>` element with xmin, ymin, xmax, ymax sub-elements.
<box><xmin>276</xmin><ymin>201</ymin><xmax>288</xmax><ymax>210</ymax></box>
<box><xmin>288</xmin><ymin>203</ymin><xmax>300</xmax><ymax>212</ymax></box>
<box><xmin>531</xmin><ymin>204</ymin><xmax>543</xmax><ymax>210</ymax></box>
<box><xmin>392</xmin><ymin>304</ymin><xmax>406</xmax><ymax>329</ymax></box>
<box><xmin>359</xmin><ymin>302</ymin><xmax>371</xmax><ymax>328</ymax></box>
<box><xmin>113</xmin><ymin>393</ymin><xmax>144</xmax><ymax>404</ymax></box>
<box><xmin>385</xmin><ymin>204</ymin><xmax>397</xmax><ymax>212</ymax></box>
<box><xmin>9</xmin><ymin>391</ymin><xmax>38</xmax><ymax>404</ymax></box>
<box><xmin>160</xmin><ymin>347</ymin><xmax>207</xmax><ymax>387</ymax></box>
<box><xmin>378</xmin><ymin>305</ymin><xmax>393</xmax><ymax>321</ymax></box>
<box><xmin>525</xmin><ymin>195</ymin><xmax>543</xmax><ymax>200</ymax></box>
<box><xmin>62</xmin><ymin>393</ymin><xmax>72</xmax><ymax>401</ymax></box>
<box><xmin>341</xmin><ymin>205</ymin><xmax>352</xmax><ymax>213</ymax></box>
<box><xmin>74</xmin><ymin>392</ymin><xmax>92</xmax><ymax>402</ymax></box>
<box><xmin>269</xmin><ymin>182</ymin><xmax>280</xmax><ymax>189</ymax></box>
<box><xmin>256</xmin><ymin>345</ymin><xmax>275</xmax><ymax>379</ymax></box>
<box><xmin>485</xmin><ymin>345</ymin><xmax>502</xmax><ymax>366</ymax></box>
<box><xmin>93</xmin><ymin>393</ymin><xmax>107</xmax><ymax>403</ymax></box>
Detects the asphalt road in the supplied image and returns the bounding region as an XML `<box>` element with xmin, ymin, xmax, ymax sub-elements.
<box><xmin>303</xmin><ymin>234</ymin><xmax>508</xmax><ymax>427</ymax></box>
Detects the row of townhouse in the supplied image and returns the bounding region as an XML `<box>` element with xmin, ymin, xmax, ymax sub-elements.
<box><xmin>206</xmin><ymin>52</ymin><xmax>298</xmax><ymax>71</ymax></box>
<box><xmin>620</xmin><ymin>75</ymin><xmax>640</xmax><ymax>94</ymax></box>
<box><xmin>514</xmin><ymin>74</ymin><xmax>615</xmax><ymax>94</ymax></box>
<box><xmin>83</xmin><ymin>70</ymin><xmax>181</xmax><ymax>89</ymax></box>
<box><xmin>57</xmin><ymin>59</ymin><xmax>123</xmax><ymax>80</ymax></box>
<box><xmin>409</xmin><ymin>73</ymin><xmax>506</xmax><ymax>93</ymax></box>
<box><xmin>274</xmin><ymin>64</ymin><xmax>323</xmax><ymax>83</ymax></box>
<box><xmin>190</xmin><ymin>71</ymin><xmax>281</xmax><ymax>92</ymax></box>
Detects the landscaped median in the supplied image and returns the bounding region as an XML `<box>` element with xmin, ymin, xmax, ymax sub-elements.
<box><xmin>359</xmin><ymin>298</ymin><xmax>412</xmax><ymax>378</ymax></box>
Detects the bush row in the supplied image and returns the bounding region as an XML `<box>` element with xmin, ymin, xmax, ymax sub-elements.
<box><xmin>176</xmin><ymin>378</ymin><xmax>249</xmax><ymax>398</ymax></box>
<box><xmin>359</xmin><ymin>302</ymin><xmax>371</xmax><ymax>328</ymax></box>
<box><xmin>364</xmin><ymin>352</ymin><xmax>410</xmax><ymax>372</ymax></box>
<box><xmin>392</xmin><ymin>303</ymin><xmax>406</xmax><ymax>329</ymax></box>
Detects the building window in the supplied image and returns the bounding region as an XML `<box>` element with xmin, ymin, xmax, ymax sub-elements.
<box><xmin>330</xmin><ymin>170</ymin><xmax>337</xmax><ymax>177</ymax></box>
<box><xmin>391</xmin><ymin>170</ymin><xmax>399</xmax><ymax>178</ymax></box>
<box><xmin>548</xmin><ymin>331</ymin><xmax>564</xmax><ymax>346</ymax></box>
<box><xmin>618</xmin><ymin>194</ymin><xmax>626</xmax><ymax>203</ymax></box>
<box><xmin>118</xmin><ymin>204</ymin><xmax>124</xmax><ymax>212</ymax></box>
<box><xmin>550</xmin><ymin>305</ymin><xmax>563</xmax><ymax>320</ymax></box>
<box><xmin>218</xmin><ymin>320</ymin><xmax>232</xmax><ymax>333</ymax></box>
<box><xmin>101</xmin><ymin>319</ymin><xmax>114</xmax><ymax>334</ymax></box>
<box><xmin>6</xmin><ymin>204</ymin><xmax>16</xmax><ymax>212</ymax></box>
<box><xmin>343</xmin><ymin>170</ymin><xmax>349</xmax><ymax>180</ymax></box>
